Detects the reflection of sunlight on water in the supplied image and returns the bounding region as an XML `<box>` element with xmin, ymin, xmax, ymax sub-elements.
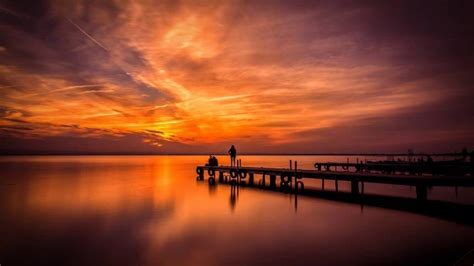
<box><xmin>152</xmin><ymin>157</ymin><xmax>173</xmax><ymax>205</ymax></box>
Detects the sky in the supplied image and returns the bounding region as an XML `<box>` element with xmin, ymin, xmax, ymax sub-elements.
<box><xmin>1</xmin><ymin>0</ymin><xmax>473</xmax><ymax>154</ymax></box>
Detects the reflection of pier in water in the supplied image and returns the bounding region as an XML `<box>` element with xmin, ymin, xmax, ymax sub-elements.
<box><xmin>196</xmin><ymin>161</ymin><xmax>474</xmax><ymax>226</ymax></box>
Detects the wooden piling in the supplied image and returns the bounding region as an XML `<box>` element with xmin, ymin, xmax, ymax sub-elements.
<box><xmin>351</xmin><ymin>180</ymin><xmax>359</xmax><ymax>195</ymax></box>
<box><xmin>219</xmin><ymin>171</ymin><xmax>224</xmax><ymax>183</ymax></box>
<box><xmin>294</xmin><ymin>161</ymin><xmax>298</xmax><ymax>192</ymax></box>
<box><xmin>416</xmin><ymin>185</ymin><xmax>427</xmax><ymax>201</ymax></box>
<box><xmin>270</xmin><ymin>175</ymin><xmax>277</xmax><ymax>187</ymax></box>
<box><xmin>197</xmin><ymin>167</ymin><xmax>204</xmax><ymax>180</ymax></box>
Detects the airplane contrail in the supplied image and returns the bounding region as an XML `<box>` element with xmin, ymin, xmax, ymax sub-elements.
<box><xmin>66</xmin><ymin>17</ymin><xmax>109</xmax><ymax>52</ymax></box>
<box><xmin>0</xmin><ymin>5</ymin><xmax>28</xmax><ymax>19</ymax></box>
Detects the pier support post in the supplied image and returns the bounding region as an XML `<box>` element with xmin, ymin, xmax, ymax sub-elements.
<box><xmin>218</xmin><ymin>171</ymin><xmax>224</xmax><ymax>183</ymax></box>
<box><xmin>335</xmin><ymin>179</ymin><xmax>339</xmax><ymax>192</ymax></box>
<box><xmin>249</xmin><ymin>173</ymin><xmax>254</xmax><ymax>186</ymax></box>
<box><xmin>351</xmin><ymin>180</ymin><xmax>359</xmax><ymax>195</ymax></box>
<box><xmin>197</xmin><ymin>167</ymin><xmax>204</xmax><ymax>181</ymax></box>
<box><xmin>270</xmin><ymin>175</ymin><xmax>276</xmax><ymax>188</ymax></box>
<box><xmin>322</xmin><ymin>178</ymin><xmax>325</xmax><ymax>191</ymax></box>
<box><xmin>416</xmin><ymin>185</ymin><xmax>427</xmax><ymax>202</ymax></box>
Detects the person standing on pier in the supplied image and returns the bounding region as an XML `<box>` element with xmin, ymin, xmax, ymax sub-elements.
<box><xmin>228</xmin><ymin>145</ymin><xmax>237</xmax><ymax>167</ymax></box>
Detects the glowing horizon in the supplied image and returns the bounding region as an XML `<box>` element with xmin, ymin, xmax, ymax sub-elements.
<box><xmin>1</xmin><ymin>1</ymin><xmax>473</xmax><ymax>154</ymax></box>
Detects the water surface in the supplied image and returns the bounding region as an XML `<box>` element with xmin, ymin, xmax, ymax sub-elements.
<box><xmin>1</xmin><ymin>155</ymin><xmax>473</xmax><ymax>266</ymax></box>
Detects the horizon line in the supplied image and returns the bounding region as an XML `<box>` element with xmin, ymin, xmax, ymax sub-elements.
<box><xmin>0</xmin><ymin>152</ymin><xmax>467</xmax><ymax>157</ymax></box>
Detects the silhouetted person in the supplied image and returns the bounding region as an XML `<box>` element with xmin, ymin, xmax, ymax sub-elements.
<box><xmin>206</xmin><ymin>155</ymin><xmax>218</xmax><ymax>166</ymax></box>
<box><xmin>228</xmin><ymin>145</ymin><xmax>237</xmax><ymax>167</ymax></box>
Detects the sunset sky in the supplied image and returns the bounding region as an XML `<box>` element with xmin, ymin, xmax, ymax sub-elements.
<box><xmin>1</xmin><ymin>0</ymin><xmax>473</xmax><ymax>154</ymax></box>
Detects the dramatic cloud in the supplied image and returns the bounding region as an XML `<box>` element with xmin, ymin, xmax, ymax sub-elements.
<box><xmin>1</xmin><ymin>0</ymin><xmax>473</xmax><ymax>154</ymax></box>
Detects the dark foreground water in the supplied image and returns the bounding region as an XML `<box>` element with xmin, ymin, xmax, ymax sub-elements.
<box><xmin>0</xmin><ymin>155</ymin><xmax>473</xmax><ymax>266</ymax></box>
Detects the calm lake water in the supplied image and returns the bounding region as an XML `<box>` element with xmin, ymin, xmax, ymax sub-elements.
<box><xmin>1</xmin><ymin>155</ymin><xmax>473</xmax><ymax>266</ymax></box>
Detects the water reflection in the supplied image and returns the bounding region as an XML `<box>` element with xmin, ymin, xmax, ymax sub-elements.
<box><xmin>212</xmin><ymin>173</ymin><xmax>474</xmax><ymax>226</ymax></box>
<box><xmin>0</xmin><ymin>156</ymin><xmax>473</xmax><ymax>266</ymax></box>
<box><xmin>229</xmin><ymin>183</ymin><xmax>239</xmax><ymax>212</ymax></box>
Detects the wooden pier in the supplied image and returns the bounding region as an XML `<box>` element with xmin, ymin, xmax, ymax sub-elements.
<box><xmin>314</xmin><ymin>161</ymin><xmax>473</xmax><ymax>176</ymax></box>
<box><xmin>196</xmin><ymin>163</ymin><xmax>474</xmax><ymax>202</ymax></box>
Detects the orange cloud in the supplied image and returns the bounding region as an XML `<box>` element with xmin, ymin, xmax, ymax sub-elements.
<box><xmin>1</xmin><ymin>1</ymin><xmax>473</xmax><ymax>153</ymax></box>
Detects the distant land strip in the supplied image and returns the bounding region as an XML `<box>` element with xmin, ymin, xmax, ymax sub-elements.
<box><xmin>0</xmin><ymin>151</ymin><xmax>468</xmax><ymax>157</ymax></box>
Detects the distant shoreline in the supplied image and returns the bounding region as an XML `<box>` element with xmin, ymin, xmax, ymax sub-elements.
<box><xmin>0</xmin><ymin>152</ymin><xmax>464</xmax><ymax>157</ymax></box>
